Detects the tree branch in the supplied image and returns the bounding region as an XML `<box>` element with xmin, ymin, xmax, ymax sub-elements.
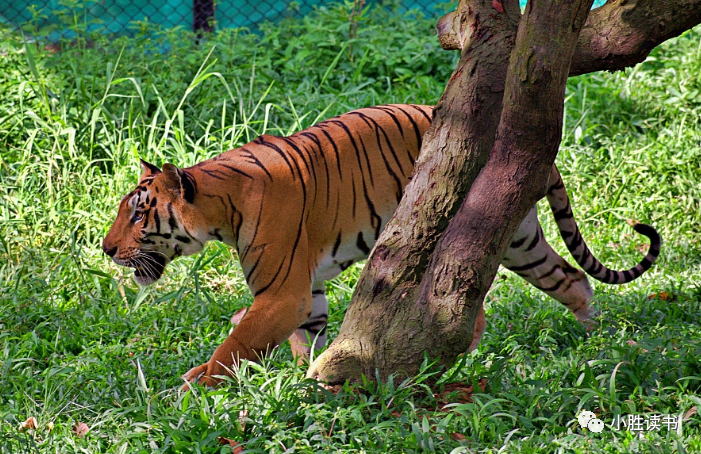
<box><xmin>438</xmin><ymin>0</ymin><xmax>701</xmax><ymax>75</ymax></box>
<box><xmin>570</xmin><ymin>0</ymin><xmax>701</xmax><ymax>75</ymax></box>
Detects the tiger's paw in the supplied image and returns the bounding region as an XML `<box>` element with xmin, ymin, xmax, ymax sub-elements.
<box><xmin>181</xmin><ymin>363</ymin><xmax>220</xmax><ymax>389</ymax></box>
<box><xmin>572</xmin><ymin>305</ymin><xmax>600</xmax><ymax>332</ymax></box>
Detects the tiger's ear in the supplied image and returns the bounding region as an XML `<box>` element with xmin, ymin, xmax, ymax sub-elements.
<box><xmin>162</xmin><ymin>163</ymin><xmax>196</xmax><ymax>203</ymax></box>
<box><xmin>140</xmin><ymin>159</ymin><xmax>162</xmax><ymax>178</ymax></box>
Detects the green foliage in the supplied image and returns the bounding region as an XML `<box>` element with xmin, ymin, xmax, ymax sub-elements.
<box><xmin>1</xmin><ymin>3</ymin><xmax>701</xmax><ymax>452</ymax></box>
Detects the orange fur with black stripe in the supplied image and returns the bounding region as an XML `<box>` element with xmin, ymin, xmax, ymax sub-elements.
<box><xmin>103</xmin><ymin>104</ymin><xmax>660</xmax><ymax>386</ymax></box>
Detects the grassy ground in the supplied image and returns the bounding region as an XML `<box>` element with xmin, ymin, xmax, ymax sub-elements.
<box><xmin>1</xmin><ymin>3</ymin><xmax>701</xmax><ymax>452</ymax></box>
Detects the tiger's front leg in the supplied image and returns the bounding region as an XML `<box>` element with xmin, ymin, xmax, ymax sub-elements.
<box><xmin>183</xmin><ymin>235</ymin><xmax>313</xmax><ymax>387</ymax></box>
<box><xmin>289</xmin><ymin>285</ymin><xmax>329</xmax><ymax>362</ymax></box>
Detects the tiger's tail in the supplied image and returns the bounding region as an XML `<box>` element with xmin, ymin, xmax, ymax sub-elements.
<box><xmin>546</xmin><ymin>166</ymin><xmax>661</xmax><ymax>284</ymax></box>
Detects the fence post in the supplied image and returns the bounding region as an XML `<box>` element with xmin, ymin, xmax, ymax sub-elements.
<box><xmin>193</xmin><ymin>0</ymin><xmax>215</xmax><ymax>33</ymax></box>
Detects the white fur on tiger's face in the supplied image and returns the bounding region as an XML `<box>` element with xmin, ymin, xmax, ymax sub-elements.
<box><xmin>103</xmin><ymin>104</ymin><xmax>660</xmax><ymax>386</ymax></box>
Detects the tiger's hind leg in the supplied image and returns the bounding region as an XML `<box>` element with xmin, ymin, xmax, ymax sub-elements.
<box><xmin>289</xmin><ymin>284</ymin><xmax>329</xmax><ymax>363</ymax></box>
<box><xmin>502</xmin><ymin>206</ymin><xmax>595</xmax><ymax>328</ymax></box>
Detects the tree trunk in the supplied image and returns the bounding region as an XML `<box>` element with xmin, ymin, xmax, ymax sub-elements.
<box><xmin>308</xmin><ymin>0</ymin><xmax>701</xmax><ymax>384</ymax></box>
<box><xmin>308</xmin><ymin>0</ymin><xmax>522</xmax><ymax>383</ymax></box>
<box><xmin>414</xmin><ymin>0</ymin><xmax>596</xmax><ymax>369</ymax></box>
<box><xmin>308</xmin><ymin>0</ymin><xmax>593</xmax><ymax>383</ymax></box>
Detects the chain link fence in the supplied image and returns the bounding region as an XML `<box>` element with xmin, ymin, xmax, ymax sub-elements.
<box><xmin>0</xmin><ymin>0</ymin><xmax>449</xmax><ymax>39</ymax></box>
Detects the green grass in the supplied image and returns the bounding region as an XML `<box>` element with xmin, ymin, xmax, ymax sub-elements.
<box><xmin>1</xmin><ymin>3</ymin><xmax>701</xmax><ymax>452</ymax></box>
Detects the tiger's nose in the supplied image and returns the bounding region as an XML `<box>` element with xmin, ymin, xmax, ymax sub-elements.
<box><xmin>102</xmin><ymin>243</ymin><xmax>118</xmax><ymax>257</ymax></box>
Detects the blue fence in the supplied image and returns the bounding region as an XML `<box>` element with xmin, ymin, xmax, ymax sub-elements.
<box><xmin>0</xmin><ymin>0</ymin><xmax>447</xmax><ymax>37</ymax></box>
<box><xmin>0</xmin><ymin>0</ymin><xmax>607</xmax><ymax>39</ymax></box>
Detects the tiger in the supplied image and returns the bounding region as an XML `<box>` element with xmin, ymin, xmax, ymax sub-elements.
<box><xmin>102</xmin><ymin>104</ymin><xmax>661</xmax><ymax>386</ymax></box>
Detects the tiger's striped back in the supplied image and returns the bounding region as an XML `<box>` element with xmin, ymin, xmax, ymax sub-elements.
<box><xmin>204</xmin><ymin>104</ymin><xmax>433</xmax><ymax>294</ymax></box>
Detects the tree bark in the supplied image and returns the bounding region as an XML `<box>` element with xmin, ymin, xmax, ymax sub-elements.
<box><xmin>415</xmin><ymin>0</ymin><xmax>595</xmax><ymax>369</ymax></box>
<box><xmin>438</xmin><ymin>0</ymin><xmax>701</xmax><ymax>76</ymax></box>
<box><xmin>309</xmin><ymin>0</ymin><xmax>593</xmax><ymax>383</ymax></box>
<box><xmin>571</xmin><ymin>0</ymin><xmax>701</xmax><ymax>75</ymax></box>
<box><xmin>308</xmin><ymin>0</ymin><xmax>522</xmax><ymax>382</ymax></box>
<box><xmin>309</xmin><ymin>0</ymin><xmax>701</xmax><ymax>384</ymax></box>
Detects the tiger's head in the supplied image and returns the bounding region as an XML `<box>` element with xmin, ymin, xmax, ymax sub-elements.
<box><xmin>102</xmin><ymin>159</ymin><xmax>205</xmax><ymax>285</ymax></box>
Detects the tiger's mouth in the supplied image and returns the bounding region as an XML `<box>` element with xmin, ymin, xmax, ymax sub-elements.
<box><xmin>131</xmin><ymin>250</ymin><xmax>168</xmax><ymax>285</ymax></box>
